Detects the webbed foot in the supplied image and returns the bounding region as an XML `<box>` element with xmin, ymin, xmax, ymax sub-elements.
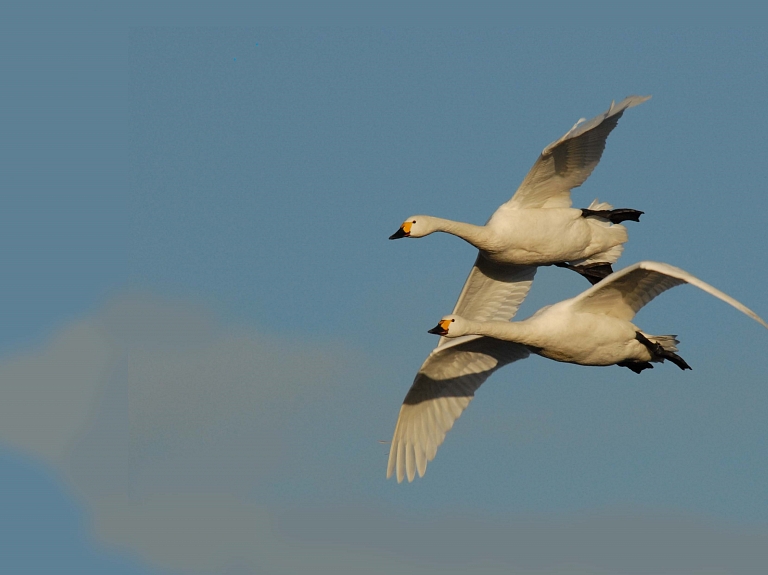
<box><xmin>581</xmin><ymin>208</ymin><xmax>644</xmax><ymax>224</ymax></box>
<box><xmin>554</xmin><ymin>262</ymin><xmax>613</xmax><ymax>285</ymax></box>
<box><xmin>635</xmin><ymin>332</ymin><xmax>692</xmax><ymax>371</ymax></box>
<box><xmin>661</xmin><ymin>350</ymin><xmax>692</xmax><ymax>371</ymax></box>
<box><xmin>618</xmin><ymin>360</ymin><xmax>654</xmax><ymax>374</ymax></box>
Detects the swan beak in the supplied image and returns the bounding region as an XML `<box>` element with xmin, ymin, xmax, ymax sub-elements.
<box><xmin>428</xmin><ymin>319</ymin><xmax>451</xmax><ymax>336</ymax></box>
<box><xmin>389</xmin><ymin>221</ymin><xmax>412</xmax><ymax>240</ymax></box>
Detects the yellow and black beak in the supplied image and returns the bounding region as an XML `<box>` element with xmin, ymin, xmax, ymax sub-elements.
<box><xmin>389</xmin><ymin>221</ymin><xmax>412</xmax><ymax>240</ymax></box>
<box><xmin>428</xmin><ymin>319</ymin><xmax>452</xmax><ymax>336</ymax></box>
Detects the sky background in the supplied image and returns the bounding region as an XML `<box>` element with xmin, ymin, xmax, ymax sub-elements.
<box><xmin>3</xmin><ymin>4</ymin><xmax>768</xmax><ymax>574</ymax></box>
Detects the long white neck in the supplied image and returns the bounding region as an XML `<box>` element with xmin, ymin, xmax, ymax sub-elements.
<box><xmin>423</xmin><ymin>216</ymin><xmax>495</xmax><ymax>251</ymax></box>
<box><xmin>462</xmin><ymin>318</ymin><xmax>540</xmax><ymax>348</ymax></box>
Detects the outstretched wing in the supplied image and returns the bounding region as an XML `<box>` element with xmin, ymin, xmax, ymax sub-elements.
<box><xmin>387</xmin><ymin>337</ymin><xmax>530</xmax><ymax>483</ymax></box>
<box><xmin>387</xmin><ymin>255</ymin><xmax>536</xmax><ymax>482</ymax></box>
<box><xmin>505</xmin><ymin>95</ymin><xmax>651</xmax><ymax>210</ymax></box>
<box><xmin>438</xmin><ymin>256</ymin><xmax>537</xmax><ymax>347</ymax></box>
<box><xmin>569</xmin><ymin>261</ymin><xmax>768</xmax><ymax>327</ymax></box>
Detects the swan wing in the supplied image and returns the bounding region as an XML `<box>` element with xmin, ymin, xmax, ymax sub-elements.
<box><xmin>505</xmin><ymin>95</ymin><xmax>651</xmax><ymax>210</ymax></box>
<box><xmin>438</xmin><ymin>256</ymin><xmax>537</xmax><ymax>347</ymax></box>
<box><xmin>387</xmin><ymin>337</ymin><xmax>530</xmax><ymax>482</ymax></box>
<box><xmin>569</xmin><ymin>261</ymin><xmax>768</xmax><ymax>328</ymax></box>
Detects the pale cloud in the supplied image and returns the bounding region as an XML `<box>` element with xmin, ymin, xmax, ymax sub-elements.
<box><xmin>90</xmin><ymin>498</ymin><xmax>768</xmax><ymax>574</ymax></box>
<box><xmin>90</xmin><ymin>493</ymin><xmax>274</xmax><ymax>573</ymax></box>
<box><xmin>58</xmin><ymin>294</ymin><xmax>351</xmax><ymax>499</ymax></box>
<box><xmin>0</xmin><ymin>293</ymin><xmax>363</xmax><ymax>572</ymax></box>
<box><xmin>0</xmin><ymin>317</ymin><xmax>115</xmax><ymax>463</ymax></box>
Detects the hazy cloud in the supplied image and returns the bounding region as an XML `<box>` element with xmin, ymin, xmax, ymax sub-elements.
<box><xmin>0</xmin><ymin>293</ymin><xmax>360</xmax><ymax>572</ymax></box>
<box><xmin>0</xmin><ymin>317</ymin><xmax>115</xmax><ymax>462</ymax></box>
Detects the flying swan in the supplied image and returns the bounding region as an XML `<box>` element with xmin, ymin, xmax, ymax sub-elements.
<box><xmin>387</xmin><ymin>261</ymin><xmax>767</xmax><ymax>482</ymax></box>
<box><xmin>390</xmin><ymin>95</ymin><xmax>650</xmax><ymax>286</ymax></box>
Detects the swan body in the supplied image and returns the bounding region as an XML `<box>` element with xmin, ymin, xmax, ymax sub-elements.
<box><xmin>387</xmin><ymin>261</ymin><xmax>767</xmax><ymax>482</ymax></box>
<box><xmin>443</xmin><ymin>306</ymin><xmax>656</xmax><ymax>366</ymax></box>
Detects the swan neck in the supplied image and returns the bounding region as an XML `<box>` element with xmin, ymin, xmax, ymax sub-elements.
<box><xmin>467</xmin><ymin>319</ymin><xmax>534</xmax><ymax>345</ymax></box>
<box><xmin>430</xmin><ymin>218</ymin><xmax>491</xmax><ymax>248</ymax></box>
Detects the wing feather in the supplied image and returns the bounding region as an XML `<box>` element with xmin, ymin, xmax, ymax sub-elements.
<box><xmin>506</xmin><ymin>95</ymin><xmax>651</xmax><ymax>210</ymax></box>
<box><xmin>387</xmin><ymin>257</ymin><xmax>536</xmax><ymax>482</ymax></box>
<box><xmin>438</xmin><ymin>256</ymin><xmax>537</xmax><ymax>347</ymax></box>
<box><xmin>569</xmin><ymin>261</ymin><xmax>768</xmax><ymax>328</ymax></box>
<box><xmin>387</xmin><ymin>337</ymin><xmax>530</xmax><ymax>482</ymax></box>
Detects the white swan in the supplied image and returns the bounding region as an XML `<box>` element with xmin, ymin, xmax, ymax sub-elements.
<box><xmin>387</xmin><ymin>261</ymin><xmax>767</xmax><ymax>482</ymax></box>
<box><xmin>390</xmin><ymin>95</ymin><xmax>650</xmax><ymax>284</ymax></box>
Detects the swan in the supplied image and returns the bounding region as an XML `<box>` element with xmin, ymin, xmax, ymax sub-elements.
<box><xmin>387</xmin><ymin>261</ymin><xmax>767</xmax><ymax>482</ymax></box>
<box><xmin>390</xmin><ymin>95</ymin><xmax>650</xmax><ymax>285</ymax></box>
<box><xmin>386</xmin><ymin>96</ymin><xmax>650</xmax><ymax>483</ymax></box>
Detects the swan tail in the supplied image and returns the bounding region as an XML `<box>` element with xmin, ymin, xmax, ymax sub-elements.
<box><xmin>644</xmin><ymin>334</ymin><xmax>680</xmax><ymax>353</ymax></box>
<box><xmin>570</xmin><ymin>199</ymin><xmax>628</xmax><ymax>267</ymax></box>
<box><xmin>586</xmin><ymin>199</ymin><xmax>613</xmax><ymax>211</ymax></box>
<box><xmin>573</xmin><ymin>240</ymin><xmax>625</xmax><ymax>267</ymax></box>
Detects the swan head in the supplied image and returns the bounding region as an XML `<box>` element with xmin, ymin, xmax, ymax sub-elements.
<box><xmin>389</xmin><ymin>216</ymin><xmax>430</xmax><ymax>240</ymax></box>
<box><xmin>427</xmin><ymin>314</ymin><xmax>468</xmax><ymax>337</ymax></box>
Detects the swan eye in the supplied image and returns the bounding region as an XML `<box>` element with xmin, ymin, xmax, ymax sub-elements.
<box><xmin>412</xmin><ymin>220</ymin><xmax>416</xmax><ymax>223</ymax></box>
<box><xmin>451</xmin><ymin>319</ymin><xmax>455</xmax><ymax>322</ymax></box>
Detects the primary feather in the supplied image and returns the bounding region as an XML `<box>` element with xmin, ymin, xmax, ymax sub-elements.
<box><xmin>506</xmin><ymin>95</ymin><xmax>651</xmax><ymax>210</ymax></box>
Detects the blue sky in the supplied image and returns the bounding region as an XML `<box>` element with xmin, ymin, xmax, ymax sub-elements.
<box><xmin>3</xmin><ymin>5</ymin><xmax>768</xmax><ymax>574</ymax></box>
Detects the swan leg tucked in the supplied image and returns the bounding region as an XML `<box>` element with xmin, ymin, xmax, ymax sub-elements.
<box><xmin>581</xmin><ymin>208</ymin><xmax>644</xmax><ymax>224</ymax></box>
<box><xmin>554</xmin><ymin>261</ymin><xmax>614</xmax><ymax>285</ymax></box>
<box><xmin>635</xmin><ymin>332</ymin><xmax>692</xmax><ymax>371</ymax></box>
<box><xmin>617</xmin><ymin>360</ymin><xmax>655</xmax><ymax>374</ymax></box>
